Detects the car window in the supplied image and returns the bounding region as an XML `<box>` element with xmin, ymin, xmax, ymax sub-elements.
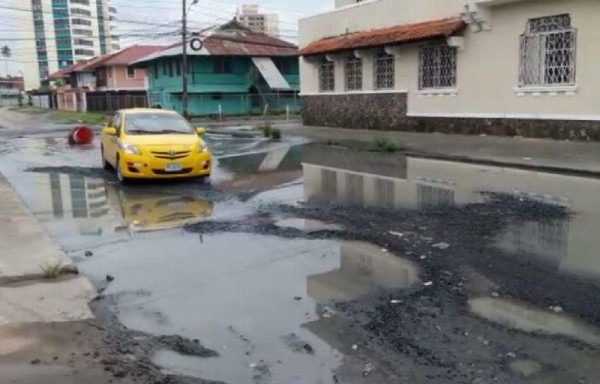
<box><xmin>114</xmin><ymin>113</ymin><xmax>122</xmax><ymax>135</ymax></box>
<box><xmin>109</xmin><ymin>113</ymin><xmax>118</xmax><ymax>128</ymax></box>
<box><xmin>124</xmin><ymin>113</ymin><xmax>194</xmax><ymax>135</ymax></box>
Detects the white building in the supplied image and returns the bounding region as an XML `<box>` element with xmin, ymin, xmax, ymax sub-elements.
<box><xmin>236</xmin><ymin>4</ymin><xmax>280</xmax><ymax>37</ymax></box>
<box><xmin>7</xmin><ymin>0</ymin><xmax>119</xmax><ymax>90</ymax></box>
<box><xmin>299</xmin><ymin>0</ymin><xmax>600</xmax><ymax>140</ymax></box>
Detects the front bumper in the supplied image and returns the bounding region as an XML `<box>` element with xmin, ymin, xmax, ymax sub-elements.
<box><xmin>119</xmin><ymin>151</ymin><xmax>212</xmax><ymax>179</ymax></box>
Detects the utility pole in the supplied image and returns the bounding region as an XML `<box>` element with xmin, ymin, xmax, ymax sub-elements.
<box><xmin>182</xmin><ymin>0</ymin><xmax>189</xmax><ymax>120</ymax></box>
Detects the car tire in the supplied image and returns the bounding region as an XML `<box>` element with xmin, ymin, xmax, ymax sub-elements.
<box><xmin>116</xmin><ymin>156</ymin><xmax>129</xmax><ymax>185</ymax></box>
<box><xmin>101</xmin><ymin>146</ymin><xmax>112</xmax><ymax>170</ymax></box>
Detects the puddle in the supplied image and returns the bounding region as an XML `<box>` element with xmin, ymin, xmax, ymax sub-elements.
<box><xmin>469</xmin><ymin>297</ymin><xmax>600</xmax><ymax>345</ymax></box>
<box><xmin>307</xmin><ymin>241</ymin><xmax>420</xmax><ymax>302</ymax></box>
<box><xmin>274</xmin><ymin>217</ymin><xmax>344</xmax><ymax>233</ymax></box>
<box><xmin>77</xmin><ymin>232</ymin><xmax>417</xmax><ymax>384</ymax></box>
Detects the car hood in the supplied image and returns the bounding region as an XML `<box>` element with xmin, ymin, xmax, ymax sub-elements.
<box><xmin>125</xmin><ymin>134</ymin><xmax>200</xmax><ymax>147</ymax></box>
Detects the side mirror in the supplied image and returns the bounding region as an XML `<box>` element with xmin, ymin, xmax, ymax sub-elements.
<box><xmin>195</xmin><ymin>127</ymin><xmax>206</xmax><ymax>135</ymax></box>
<box><xmin>103</xmin><ymin>126</ymin><xmax>117</xmax><ymax>136</ymax></box>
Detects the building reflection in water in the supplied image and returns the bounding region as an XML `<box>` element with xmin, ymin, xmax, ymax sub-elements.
<box><xmin>302</xmin><ymin>148</ymin><xmax>600</xmax><ymax>282</ymax></box>
<box><xmin>44</xmin><ymin>173</ymin><xmax>213</xmax><ymax>234</ymax></box>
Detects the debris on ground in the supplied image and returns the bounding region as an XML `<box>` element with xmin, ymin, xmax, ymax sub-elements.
<box><xmin>106</xmin><ymin>274</ymin><xmax>114</xmax><ymax>282</ymax></box>
<box><xmin>432</xmin><ymin>242</ymin><xmax>450</xmax><ymax>250</ymax></box>
<box><xmin>154</xmin><ymin>335</ymin><xmax>219</xmax><ymax>358</ymax></box>
<box><xmin>362</xmin><ymin>363</ymin><xmax>376</xmax><ymax>377</ymax></box>
<box><xmin>282</xmin><ymin>333</ymin><xmax>315</xmax><ymax>355</ymax></box>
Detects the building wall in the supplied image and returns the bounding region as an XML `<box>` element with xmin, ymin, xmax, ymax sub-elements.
<box><xmin>299</xmin><ymin>0</ymin><xmax>600</xmax><ymax>139</ymax></box>
<box><xmin>407</xmin><ymin>0</ymin><xmax>600</xmax><ymax>120</ymax></box>
<box><xmin>103</xmin><ymin>66</ymin><xmax>148</xmax><ymax>91</ymax></box>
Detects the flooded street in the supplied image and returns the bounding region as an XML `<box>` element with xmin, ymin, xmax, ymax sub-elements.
<box><xmin>1</xmin><ymin>126</ymin><xmax>600</xmax><ymax>384</ymax></box>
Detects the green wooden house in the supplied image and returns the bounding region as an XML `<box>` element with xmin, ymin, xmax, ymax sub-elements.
<box><xmin>132</xmin><ymin>20</ymin><xmax>300</xmax><ymax>117</ymax></box>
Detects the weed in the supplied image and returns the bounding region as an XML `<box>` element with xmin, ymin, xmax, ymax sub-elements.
<box><xmin>40</xmin><ymin>259</ymin><xmax>65</xmax><ymax>279</ymax></box>
<box><xmin>374</xmin><ymin>137</ymin><xmax>400</xmax><ymax>152</ymax></box>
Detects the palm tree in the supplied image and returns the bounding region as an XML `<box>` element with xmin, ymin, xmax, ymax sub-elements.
<box><xmin>1</xmin><ymin>45</ymin><xmax>12</xmax><ymax>76</ymax></box>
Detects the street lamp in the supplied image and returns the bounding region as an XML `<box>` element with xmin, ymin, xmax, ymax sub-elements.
<box><xmin>182</xmin><ymin>0</ymin><xmax>199</xmax><ymax>120</ymax></box>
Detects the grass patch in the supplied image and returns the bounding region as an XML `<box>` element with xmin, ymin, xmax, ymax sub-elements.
<box><xmin>40</xmin><ymin>259</ymin><xmax>66</xmax><ymax>279</ymax></box>
<box><xmin>252</xmin><ymin>124</ymin><xmax>283</xmax><ymax>140</ymax></box>
<box><xmin>10</xmin><ymin>106</ymin><xmax>107</xmax><ymax>124</ymax></box>
<box><xmin>52</xmin><ymin>110</ymin><xmax>107</xmax><ymax>125</ymax></box>
<box><xmin>374</xmin><ymin>137</ymin><xmax>400</xmax><ymax>153</ymax></box>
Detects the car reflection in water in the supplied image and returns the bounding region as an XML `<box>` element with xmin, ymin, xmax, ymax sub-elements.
<box><xmin>105</xmin><ymin>184</ymin><xmax>214</xmax><ymax>233</ymax></box>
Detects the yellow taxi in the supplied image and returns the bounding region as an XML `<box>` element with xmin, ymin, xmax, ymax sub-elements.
<box><xmin>100</xmin><ymin>109</ymin><xmax>211</xmax><ymax>183</ymax></box>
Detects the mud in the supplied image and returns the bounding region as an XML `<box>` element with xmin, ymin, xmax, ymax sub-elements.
<box><xmin>183</xmin><ymin>193</ymin><xmax>600</xmax><ymax>383</ymax></box>
<box><xmin>85</xmin><ymin>294</ymin><xmax>222</xmax><ymax>384</ymax></box>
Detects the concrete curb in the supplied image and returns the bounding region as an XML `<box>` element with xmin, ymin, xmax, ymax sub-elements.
<box><xmin>0</xmin><ymin>172</ymin><xmax>94</xmax><ymax>324</ymax></box>
<box><xmin>404</xmin><ymin>151</ymin><xmax>600</xmax><ymax>179</ymax></box>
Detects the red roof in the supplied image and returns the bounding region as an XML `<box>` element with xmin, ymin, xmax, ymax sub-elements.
<box><xmin>203</xmin><ymin>20</ymin><xmax>297</xmax><ymax>56</ymax></box>
<box><xmin>90</xmin><ymin>45</ymin><xmax>164</xmax><ymax>67</ymax></box>
<box><xmin>300</xmin><ymin>17</ymin><xmax>465</xmax><ymax>56</ymax></box>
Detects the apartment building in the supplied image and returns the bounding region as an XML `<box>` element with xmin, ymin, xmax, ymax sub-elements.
<box><xmin>236</xmin><ymin>4</ymin><xmax>280</xmax><ymax>37</ymax></box>
<box><xmin>299</xmin><ymin>0</ymin><xmax>600</xmax><ymax>140</ymax></box>
<box><xmin>8</xmin><ymin>0</ymin><xmax>119</xmax><ymax>90</ymax></box>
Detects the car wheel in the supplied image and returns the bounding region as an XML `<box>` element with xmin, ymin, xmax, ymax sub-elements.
<box><xmin>101</xmin><ymin>146</ymin><xmax>112</xmax><ymax>170</ymax></box>
<box><xmin>116</xmin><ymin>156</ymin><xmax>129</xmax><ymax>184</ymax></box>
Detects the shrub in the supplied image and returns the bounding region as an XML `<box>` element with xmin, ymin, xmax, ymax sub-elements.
<box><xmin>271</xmin><ymin>128</ymin><xmax>282</xmax><ymax>140</ymax></box>
<box><xmin>262</xmin><ymin>124</ymin><xmax>272</xmax><ymax>138</ymax></box>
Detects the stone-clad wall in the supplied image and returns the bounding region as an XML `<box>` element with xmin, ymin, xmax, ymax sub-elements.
<box><xmin>301</xmin><ymin>93</ymin><xmax>600</xmax><ymax>141</ymax></box>
<box><xmin>301</xmin><ymin>93</ymin><xmax>410</xmax><ymax>131</ymax></box>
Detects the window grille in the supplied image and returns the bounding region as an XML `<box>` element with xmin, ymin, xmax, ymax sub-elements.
<box><xmin>318</xmin><ymin>60</ymin><xmax>335</xmax><ymax>92</ymax></box>
<box><xmin>374</xmin><ymin>51</ymin><xmax>395</xmax><ymax>89</ymax></box>
<box><xmin>345</xmin><ymin>55</ymin><xmax>363</xmax><ymax>91</ymax></box>
<box><xmin>519</xmin><ymin>14</ymin><xmax>576</xmax><ymax>86</ymax></box>
<box><xmin>419</xmin><ymin>44</ymin><xmax>457</xmax><ymax>89</ymax></box>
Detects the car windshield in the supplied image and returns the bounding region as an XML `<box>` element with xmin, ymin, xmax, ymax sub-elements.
<box><xmin>125</xmin><ymin>113</ymin><xmax>194</xmax><ymax>135</ymax></box>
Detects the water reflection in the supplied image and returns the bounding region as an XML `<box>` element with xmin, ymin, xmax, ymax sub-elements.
<box><xmin>40</xmin><ymin>173</ymin><xmax>213</xmax><ymax>234</ymax></box>
<box><xmin>307</xmin><ymin>241</ymin><xmax>419</xmax><ymax>302</ymax></box>
<box><xmin>469</xmin><ymin>297</ymin><xmax>600</xmax><ymax>345</ymax></box>
<box><xmin>303</xmin><ymin>148</ymin><xmax>600</xmax><ymax>282</ymax></box>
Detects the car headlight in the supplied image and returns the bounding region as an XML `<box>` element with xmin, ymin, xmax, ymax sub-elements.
<box><xmin>120</xmin><ymin>143</ymin><xmax>141</xmax><ymax>155</ymax></box>
<box><xmin>198</xmin><ymin>141</ymin><xmax>208</xmax><ymax>153</ymax></box>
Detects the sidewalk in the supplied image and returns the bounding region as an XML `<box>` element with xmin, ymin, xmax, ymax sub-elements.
<box><xmin>0</xmin><ymin>173</ymin><xmax>104</xmax><ymax>383</ymax></box>
<box><xmin>277</xmin><ymin>124</ymin><xmax>600</xmax><ymax>176</ymax></box>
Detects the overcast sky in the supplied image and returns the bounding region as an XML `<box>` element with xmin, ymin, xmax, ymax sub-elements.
<box><xmin>0</xmin><ymin>0</ymin><xmax>333</xmax><ymax>76</ymax></box>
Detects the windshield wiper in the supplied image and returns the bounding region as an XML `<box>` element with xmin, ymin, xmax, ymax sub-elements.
<box><xmin>127</xmin><ymin>129</ymin><xmax>156</xmax><ymax>134</ymax></box>
<box><xmin>155</xmin><ymin>130</ymin><xmax>189</xmax><ymax>134</ymax></box>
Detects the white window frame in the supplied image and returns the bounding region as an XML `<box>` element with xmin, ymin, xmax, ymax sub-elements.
<box><xmin>519</xmin><ymin>14</ymin><xmax>577</xmax><ymax>88</ymax></box>
<box><xmin>418</xmin><ymin>44</ymin><xmax>457</xmax><ymax>90</ymax></box>
<box><xmin>344</xmin><ymin>55</ymin><xmax>363</xmax><ymax>91</ymax></box>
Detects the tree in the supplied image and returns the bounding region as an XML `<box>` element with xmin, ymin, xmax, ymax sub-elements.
<box><xmin>1</xmin><ymin>45</ymin><xmax>12</xmax><ymax>76</ymax></box>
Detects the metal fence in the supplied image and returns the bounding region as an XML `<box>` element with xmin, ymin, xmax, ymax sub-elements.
<box><xmin>86</xmin><ymin>94</ymin><xmax>148</xmax><ymax>112</ymax></box>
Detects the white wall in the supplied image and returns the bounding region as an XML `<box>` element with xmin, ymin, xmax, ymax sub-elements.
<box><xmin>300</xmin><ymin>0</ymin><xmax>600</xmax><ymax>120</ymax></box>
<box><xmin>408</xmin><ymin>0</ymin><xmax>600</xmax><ymax>120</ymax></box>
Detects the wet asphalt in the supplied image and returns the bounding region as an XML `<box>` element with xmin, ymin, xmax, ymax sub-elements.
<box><xmin>1</xmin><ymin>120</ymin><xmax>600</xmax><ymax>384</ymax></box>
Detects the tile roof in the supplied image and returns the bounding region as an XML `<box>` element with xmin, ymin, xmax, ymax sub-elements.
<box><xmin>300</xmin><ymin>17</ymin><xmax>465</xmax><ymax>56</ymax></box>
<box><xmin>89</xmin><ymin>45</ymin><xmax>164</xmax><ymax>67</ymax></box>
<box><xmin>131</xmin><ymin>19</ymin><xmax>298</xmax><ymax>65</ymax></box>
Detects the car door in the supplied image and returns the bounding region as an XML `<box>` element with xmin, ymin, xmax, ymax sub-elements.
<box><xmin>103</xmin><ymin>112</ymin><xmax>122</xmax><ymax>166</ymax></box>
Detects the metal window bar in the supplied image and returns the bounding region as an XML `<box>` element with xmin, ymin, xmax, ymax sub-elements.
<box><xmin>345</xmin><ymin>56</ymin><xmax>363</xmax><ymax>91</ymax></box>
<box><xmin>374</xmin><ymin>52</ymin><xmax>395</xmax><ymax>89</ymax></box>
<box><xmin>319</xmin><ymin>61</ymin><xmax>335</xmax><ymax>92</ymax></box>
<box><xmin>519</xmin><ymin>28</ymin><xmax>577</xmax><ymax>86</ymax></box>
<box><xmin>419</xmin><ymin>45</ymin><xmax>457</xmax><ymax>90</ymax></box>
